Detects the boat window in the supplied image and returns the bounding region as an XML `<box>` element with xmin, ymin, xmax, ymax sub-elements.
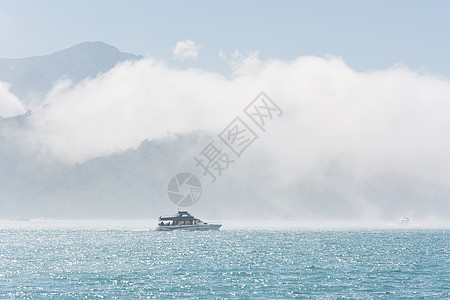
<box><xmin>180</xmin><ymin>221</ymin><xmax>184</xmax><ymax>225</ymax></box>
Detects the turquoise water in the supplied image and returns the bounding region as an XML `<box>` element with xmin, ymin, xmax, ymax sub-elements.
<box><xmin>0</xmin><ymin>227</ymin><xmax>448</xmax><ymax>298</ymax></box>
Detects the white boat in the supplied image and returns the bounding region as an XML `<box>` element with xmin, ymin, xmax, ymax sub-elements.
<box><xmin>156</xmin><ymin>211</ymin><xmax>221</xmax><ymax>231</ymax></box>
<box><xmin>399</xmin><ymin>216</ymin><xmax>412</xmax><ymax>225</ymax></box>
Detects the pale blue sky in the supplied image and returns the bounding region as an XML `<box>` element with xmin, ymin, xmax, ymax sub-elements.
<box><xmin>1</xmin><ymin>0</ymin><xmax>449</xmax><ymax>77</ymax></box>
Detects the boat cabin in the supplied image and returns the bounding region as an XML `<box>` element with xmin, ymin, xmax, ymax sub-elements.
<box><xmin>158</xmin><ymin>211</ymin><xmax>204</xmax><ymax>226</ymax></box>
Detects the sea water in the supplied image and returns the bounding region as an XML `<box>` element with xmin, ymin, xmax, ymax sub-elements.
<box><xmin>0</xmin><ymin>222</ymin><xmax>448</xmax><ymax>298</ymax></box>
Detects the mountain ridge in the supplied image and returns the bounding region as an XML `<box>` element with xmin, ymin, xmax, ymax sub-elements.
<box><xmin>0</xmin><ymin>41</ymin><xmax>142</xmax><ymax>104</ymax></box>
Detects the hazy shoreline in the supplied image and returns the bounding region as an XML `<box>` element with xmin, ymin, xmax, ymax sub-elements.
<box><xmin>1</xmin><ymin>219</ymin><xmax>449</xmax><ymax>230</ymax></box>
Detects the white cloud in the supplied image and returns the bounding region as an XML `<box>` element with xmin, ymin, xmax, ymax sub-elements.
<box><xmin>17</xmin><ymin>54</ymin><xmax>450</xmax><ymax>173</ymax></box>
<box><xmin>219</xmin><ymin>49</ymin><xmax>262</xmax><ymax>76</ymax></box>
<box><xmin>6</xmin><ymin>52</ymin><xmax>450</xmax><ymax>219</ymax></box>
<box><xmin>172</xmin><ymin>39</ymin><xmax>200</xmax><ymax>61</ymax></box>
<box><xmin>0</xmin><ymin>81</ymin><xmax>25</xmax><ymax>117</ymax></box>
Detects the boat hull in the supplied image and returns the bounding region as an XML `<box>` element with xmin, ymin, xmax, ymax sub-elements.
<box><xmin>156</xmin><ymin>224</ymin><xmax>222</xmax><ymax>231</ymax></box>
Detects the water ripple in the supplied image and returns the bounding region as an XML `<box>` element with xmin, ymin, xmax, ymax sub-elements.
<box><xmin>0</xmin><ymin>229</ymin><xmax>448</xmax><ymax>298</ymax></box>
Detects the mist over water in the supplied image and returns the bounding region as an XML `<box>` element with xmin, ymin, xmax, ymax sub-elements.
<box><xmin>1</xmin><ymin>219</ymin><xmax>450</xmax><ymax>232</ymax></box>
<box><xmin>0</xmin><ymin>51</ymin><xmax>450</xmax><ymax>222</ymax></box>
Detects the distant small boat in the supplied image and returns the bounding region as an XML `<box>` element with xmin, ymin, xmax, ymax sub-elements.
<box><xmin>399</xmin><ymin>216</ymin><xmax>412</xmax><ymax>225</ymax></box>
<box><xmin>156</xmin><ymin>211</ymin><xmax>221</xmax><ymax>231</ymax></box>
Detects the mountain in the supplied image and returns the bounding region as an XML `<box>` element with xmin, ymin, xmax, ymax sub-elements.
<box><xmin>0</xmin><ymin>125</ymin><xmax>234</xmax><ymax>219</ymax></box>
<box><xmin>1</xmin><ymin>111</ymin><xmax>449</xmax><ymax>220</ymax></box>
<box><xmin>0</xmin><ymin>41</ymin><xmax>142</xmax><ymax>104</ymax></box>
